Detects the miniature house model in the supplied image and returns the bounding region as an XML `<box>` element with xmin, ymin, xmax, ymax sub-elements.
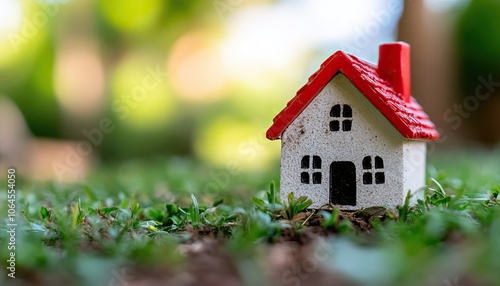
<box><xmin>266</xmin><ymin>42</ymin><xmax>439</xmax><ymax>210</ymax></box>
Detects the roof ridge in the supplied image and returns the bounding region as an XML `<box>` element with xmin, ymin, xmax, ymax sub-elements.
<box><xmin>266</xmin><ymin>49</ymin><xmax>439</xmax><ymax>141</ymax></box>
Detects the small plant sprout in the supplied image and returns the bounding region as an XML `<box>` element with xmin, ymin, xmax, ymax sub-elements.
<box><xmin>320</xmin><ymin>209</ymin><xmax>352</xmax><ymax>233</ymax></box>
<box><xmin>282</xmin><ymin>192</ymin><xmax>312</xmax><ymax>221</ymax></box>
<box><xmin>252</xmin><ymin>182</ymin><xmax>284</xmax><ymax>214</ymax></box>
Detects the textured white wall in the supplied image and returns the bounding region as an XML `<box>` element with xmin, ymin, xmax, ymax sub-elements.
<box><xmin>403</xmin><ymin>140</ymin><xmax>427</xmax><ymax>204</ymax></box>
<box><xmin>279</xmin><ymin>73</ymin><xmax>422</xmax><ymax>209</ymax></box>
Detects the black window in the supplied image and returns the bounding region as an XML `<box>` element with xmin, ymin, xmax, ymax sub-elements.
<box><xmin>301</xmin><ymin>155</ymin><xmax>322</xmax><ymax>184</ymax></box>
<box><xmin>301</xmin><ymin>155</ymin><xmax>310</xmax><ymax>168</ymax></box>
<box><xmin>362</xmin><ymin>156</ymin><xmax>385</xmax><ymax>185</ymax></box>
<box><xmin>330</xmin><ymin>104</ymin><xmax>352</xmax><ymax>132</ymax></box>
<box><xmin>362</xmin><ymin>156</ymin><xmax>371</xmax><ymax>169</ymax></box>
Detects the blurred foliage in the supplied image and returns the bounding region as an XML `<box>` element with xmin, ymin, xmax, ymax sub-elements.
<box><xmin>456</xmin><ymin>0</ymin><xmax>500</xmax><ymax>97</ymax></box>
<box><xmin>0</xmin><ymin>0</ymin><xmax>281</xmax><ymax>169</ymax></box>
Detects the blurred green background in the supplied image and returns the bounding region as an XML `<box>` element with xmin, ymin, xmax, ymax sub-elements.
<box><xmin>0</xmin><ymin>0</ymin><xmax>498</xmax><ymax>182</ymax></box>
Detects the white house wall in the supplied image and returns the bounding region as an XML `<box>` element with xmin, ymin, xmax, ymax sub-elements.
<box><xmin>280</xmin><ymin>73</ymin><xmax>408</xmax><ymax>209</ymax></box>
<box><xmin>402</xmin><ymin>140</ymin><xmax>427</xmax><ymax>204</ymax></box>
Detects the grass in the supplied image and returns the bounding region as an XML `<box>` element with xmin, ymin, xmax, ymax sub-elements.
<box><xmin>1</xmin><ymin>149</ymin><xmax>500</xmax><ymax>285</ymax></box>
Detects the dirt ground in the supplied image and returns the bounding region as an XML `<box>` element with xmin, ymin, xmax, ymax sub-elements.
<box><xmin>114</xmin><ymin>209</ymin><xmax>383</xmax><ymax>286</ymax></box>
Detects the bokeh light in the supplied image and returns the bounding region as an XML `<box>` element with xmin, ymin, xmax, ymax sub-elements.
<box><xmin>0</xmin><ymin>0</ymin><xmax>29</xmax><ymax>68</ymax></box>
<box><xmin>220</xmin><ymin>0</ymin><xmax>387</xmax><ymax>85</ymax></box>
<box><xmin>0</xmin><ymin>0</ymin><xmax>22</xmax><ymax>37</ymax></box>
<box><xmin>425</xmin><ymin>0</ymin><xmax>467</xmax><ymax>11</ymax></box>
<box><xmin>111</xmin><ymin>54</ymin><xmax>176</xmax><ymax>130</ymax></box>
<box><xmin>194</xmin><ymin>116</ymin><xmax>279</xmax><ymax>171</ymax></box>
<box><xmin>54</xmin><ymin>39</ymin><xmax>105</xmax><ymax>117</ymax></box>
<box><xmin>168</xmin><ymin>31</ymin><xmax>229</xmax><ymax>102</ymax></box>
<box><xmin>99</xmin><ymin>0</ymin><xmax>164</xmax><ymax>33</ymax></box>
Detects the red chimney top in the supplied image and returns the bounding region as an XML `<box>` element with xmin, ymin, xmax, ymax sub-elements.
<box><xmin>377</xmin><ymin>42</ymin><xmax>411</xmax><ymax>102</ymax></box>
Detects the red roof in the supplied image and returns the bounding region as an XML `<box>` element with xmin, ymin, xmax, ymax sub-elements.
<box><xmin>266</xmin><ymin>46</ymin><xmax>439</xmax><ymax>141</ymax></box>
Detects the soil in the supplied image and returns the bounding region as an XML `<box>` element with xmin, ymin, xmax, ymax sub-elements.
<box><xmin>119</xmin><ymin>208</ymin><xmax>389</xmax><ymax>286</ymax></box>
<box><xmin>15</xmin><ymin>208</ymin><xmax>395</xmax><ymax>286</ymax></box>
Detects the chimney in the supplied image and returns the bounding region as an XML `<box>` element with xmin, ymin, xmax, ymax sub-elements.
<box><xmin>377</xmin><ymin>42</ymin><xmax>411</xmax><ymax>102</ymax></box>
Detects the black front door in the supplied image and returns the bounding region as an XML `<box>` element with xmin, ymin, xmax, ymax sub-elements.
<box><xmin>330</xmin><ymin>161</ymin><xmax>356</xmax><ymax>206</ymax></box>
